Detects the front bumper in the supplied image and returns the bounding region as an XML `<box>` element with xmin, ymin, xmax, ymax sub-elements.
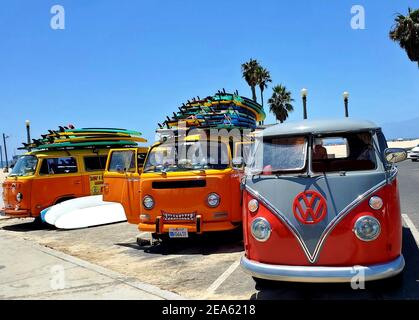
<box><xmin>139</xmin><ymin>219</ymin><xmax>238</xmax><ymax>233</ymax></box>
<box><xmin>241</xmin><ymin>255</ymin><xmax>405</xmax><ymax>283</ymax></box>
<box><xmin>3</xmin><ymin>208</ymin><xmax>31</xmax><ymax>217</ymax></box>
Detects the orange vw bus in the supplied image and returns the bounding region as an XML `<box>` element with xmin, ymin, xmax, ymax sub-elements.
<box><xmin>2</xmin><ymin>148</ymin><xmax>111</xmax><ymax>221</ymax></box>
<box><xmin>136</xmin><ymin>129</ymin><xmax>252</xmax><ymax>240</ymax></box>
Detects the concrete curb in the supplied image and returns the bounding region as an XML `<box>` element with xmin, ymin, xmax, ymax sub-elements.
<box><xmin>27</xmin><ymin>240</ymin><xmax>186</xmax><ymax>300</ymax></box>
<box><xmin>0</xmin><ymin>213</ymin><xmax>16</xmax><ymax>220</ymax></box>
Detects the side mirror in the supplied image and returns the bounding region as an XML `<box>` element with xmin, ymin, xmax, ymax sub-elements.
<box><xmin>232</xmin><ymin>157</ymin><xmax>244</xmax><ymax>168</ymax></box>
<box><xmin>384</xmin><ymin>148</ymin><xmax>407</xmax><ymax>164</ymax></box>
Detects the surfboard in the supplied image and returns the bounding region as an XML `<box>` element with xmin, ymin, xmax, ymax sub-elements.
<box><xmin>54</xmin><ymin>202</ymin><xmax>126</xmax><ymax>229</ymax></box>
<box><xmin>69</xmin><ymin>128</ymin><xmax>142</xmax><ymax>135</ymax></box>
<box><xmin>40</xmin><ymin>207</ymin><xmax>51</xmax><ymax>222</ymax></box>
<box><xmin>33</xmin><ymin>140</ymin><xmax>138</xmax><ymax>150</ymax></box>
<box><xmin>39</xmin><ymin>136</ymin><xmax>147</xmax><ymax>144</ymax></box>
<box><xmin>46</xmin><ymin>131</ymin><xmax>141</xmax><ymax>139</ymax></box>
<box><xmin>43</xmin><ymin>195</ymin><xmax>110</xmax><ymax>226</ymax></box>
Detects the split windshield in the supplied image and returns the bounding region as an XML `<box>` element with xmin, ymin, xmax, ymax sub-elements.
<box><xmin>10</xmin><ymin>155</ymin><xmax>38</xmax><ymax>177</ymax></box>
<box><xmin>143</xmin><ymin>140</ymin><xmax>229</xmax><ymax>172</ymax></box>
<box><xmin>249</xmin><ymin>132</ymin><xmax>377</xmax><ymax>175</ymax></box>
<box><xmin>250</xmin><ymin>137</ymin><xmax>308</xmax><ymax>174</ymax></box>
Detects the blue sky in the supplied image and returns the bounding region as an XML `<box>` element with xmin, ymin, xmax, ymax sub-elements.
<box><xmin>0</xmin><ymin>0</ymin><xmax>418</xmax><ymax>155</ymax></box>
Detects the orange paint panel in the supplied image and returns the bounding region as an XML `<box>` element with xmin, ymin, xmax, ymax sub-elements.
<box><xmin>138</xmin><ymin>169</ymin><xmax>243</xmax><ymax>233</ymax></box>
<box><xmin>103</xmin><ymin>174</ymin><xmax>141</xmax><ymax>224</ymax></box>
<box><xmin>30</xmin><ymin>175</ymin><xmax>84</xmax><ymax>216</ymax></box>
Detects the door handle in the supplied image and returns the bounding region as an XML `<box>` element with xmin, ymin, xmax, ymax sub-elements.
<box><xmin>74</xmin><ymin>180</ymin><xmax>81</xmax><ymax>184</ymax></box>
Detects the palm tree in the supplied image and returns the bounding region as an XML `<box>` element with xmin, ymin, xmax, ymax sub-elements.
<box><xmin>241</xmin><ymin>59</ymin><xmax>260</xmax><ymax>102</ymax></box>
<box><xmin>389</xmin><ymin>8</ymin><xmax>419</xmax><ymax>67</ymax></box>
<box><xmin>256</xmin><ymin>67</ymin><xmax>272</xmax><ymax>108</ymax></box>
<box><xmin>268</xmin><ymin>85</ymin><xmax>294</xmax><ymax>123</ymax></box>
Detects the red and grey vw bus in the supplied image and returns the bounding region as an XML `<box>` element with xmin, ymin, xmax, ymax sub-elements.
<box><xmin>241</xmin><ymin>119</ymin><xmax>407</xmax><ymax>283</ymax></box>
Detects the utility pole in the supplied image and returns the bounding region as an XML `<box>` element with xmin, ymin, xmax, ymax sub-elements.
<box><xmin>3</xmin><ymin>133</ymin><xmax>9</xmax><ymax>171</ymax></box>
<box><xmin>0</xmin><ymin>145</ymin><xmax>3</xmax><ymax>168</ymax></box>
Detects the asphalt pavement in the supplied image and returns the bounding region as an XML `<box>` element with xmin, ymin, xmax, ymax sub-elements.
<box><xmin>0</xmin><ymin>161</ymin><xmax>418</xmax><ymax>299</ymax></box>
<box><xmin>397</xmin><ymin>160</ymin><xmax>419</xmax><ymax>229</ymax></box>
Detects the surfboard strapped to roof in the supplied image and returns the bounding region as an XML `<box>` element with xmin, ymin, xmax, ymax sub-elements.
<box><xmin>19</xmin><ymin>125</ymin><xmax>147</xmax><ymax>151</ymax></box>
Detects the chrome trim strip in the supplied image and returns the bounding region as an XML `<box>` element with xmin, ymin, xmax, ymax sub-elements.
<box><xmin>245</xmin><ymin>178</ymin><xmax>388</xmax><ymax>263</ymax></box>
<box><xmin>387</xmin><ymin>167</ymin><xmax>398</xmax><ymax>183</ymax></box>
<box><xmin>241</xmin><ymin>255</ymin><xmax>405</xmax><ymax>283</ymax></box>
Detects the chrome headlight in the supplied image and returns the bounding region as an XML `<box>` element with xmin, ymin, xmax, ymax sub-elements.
<box><xmin>248</xmin><ymin>199</ymin><xmax>259</xmax><ymax>213</ymax></box>
<box><xmin>207</xmin><ymin>193</ymin><xmax>220</xmax><ymax>208</ymax></box>
<box><xmin>251</xmin><ymin>217</ymin><xmax>271</xmax><ymax>242</ymax></box>
<box><xmin>142</xmin><ymin>195</ymin><xmax>154</xmax><ymax>210</ymax></box>
<box><xmin>16</xmin><ymin>192</ymin><xmax>23</xmax><ymax>202</ymax></box>
<box><xmin>354</xmin><ymin>216</ymin><xmax>381</xmax><ymax>241</ymax></box>
<box><xmin>369</xmin><ymin>196</ymin><xmax>383</xmax><ymax>210</ymax></box>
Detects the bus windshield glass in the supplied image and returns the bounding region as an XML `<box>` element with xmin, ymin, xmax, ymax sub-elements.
<box><xmin>249</xmin><ymin>136</ymin><xmax>308</xmax><ymax>174</ymax></box>
<box><xmin>143</xmin><ymin>140</ymin><xmax>230</xmax><ymax>172</ymax></box>
<box><xmin>10</xmin><ymin>155</ymin><xmax>38</xmax><ymax>177</ymax></box>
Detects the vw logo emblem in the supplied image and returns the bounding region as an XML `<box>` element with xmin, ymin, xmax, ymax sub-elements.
<box><xmin>293</xmin><ymin>190</ymin><xmax>327</xmax><ymax>225</ymax></box>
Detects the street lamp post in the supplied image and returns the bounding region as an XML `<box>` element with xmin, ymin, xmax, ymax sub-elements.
<box><xmin>301</xmin><ymin>88</ymin><xmax>308</xmax><ymax>119</ymax></box>
<box><xmin>25</xmin><ymin>120</ymin><xmax>31</xmax><ymax>144</ymax></box>
<box><xmin>0</xmin><ymin>145</ymin><xmax>3</xmax><ymax>168</ymax></box>
<box><xmin>25</xmin><ymin>120</ymin><xmax>31</xmax><ymax>151</ymax></box>
<box><xmin>343</xmin><ymin>91</ymin><xmax>349</xmax><ymax>117</ymax></box>
<box><xmin>2</xmin><ymin>133</ymin><xmax>9</xmax><ymax>171</ymax></box>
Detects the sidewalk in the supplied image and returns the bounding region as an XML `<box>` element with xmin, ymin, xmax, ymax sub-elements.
<box><xmin>0</xmin><ymin>231</ymin><xmax>183</xmax><ymax>300</ymax></box>
<box><xmin>0</xmin><ymin>173</ymin><xmax>12</xmax><ymax>219</ymax></box>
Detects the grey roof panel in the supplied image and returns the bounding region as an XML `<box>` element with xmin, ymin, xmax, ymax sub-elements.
<box><xmin>259</xmin><ymin>119</ymin><xmax>380</xmax><ymax>137</ymax></box>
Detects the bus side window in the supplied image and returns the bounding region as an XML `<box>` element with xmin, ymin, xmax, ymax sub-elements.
<box><xmin>39</xmin><ymin>157</ymin><xmax>78</xmax><ymax>175</ymax></box>
<box><xmin>137</xmin><ymin>153</ymin><xmax>147</xmax><ymax>169</ymax></box>
<box><xmin>84</xmin><ymin>155</ymin><xmax>108</xmax><ymax>171</ymax></box>
<box><xmin>39</xmin><ymin>159</ymin><xmax>49</xmax><ymax>174</ymax></box>
<box><xmin>376</xmin><ymin>130</ymin><xmax>389</xmax><ymax>153</ymax></box>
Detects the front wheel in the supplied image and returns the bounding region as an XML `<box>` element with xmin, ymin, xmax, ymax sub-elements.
<box><xmin>252</xmin><ymin>277</ymin><xmax>276</xmax><ymax>288</ymax></box>
<box><xmin>379</xmin><ymin>271</ymin><xmax>404</xmax><ymax>288</ymax></box>
<box><xmin>32</xmin><ymin>216</ymin><xmax>44</xmax><ymax>225</ymax></box>
<box><xmin>151</xmin><ymin>233</ymin><xmax>170</xmax><ymax>242</ymax></box>
<box><xmin>412</xmin><ymin>159</ymin><xmax>418</xmax><ymax>162</ymax></box>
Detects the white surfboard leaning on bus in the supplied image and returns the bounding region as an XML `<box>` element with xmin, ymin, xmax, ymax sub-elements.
<box><xmin>43</xmin><ymin>195</ymin><xmax>107</xmax><ymax>226</ymax></box>
<box><xmin>54</xmin><ymin>202</ymin><xmax>126</xmax><ymax>229</ymax></box>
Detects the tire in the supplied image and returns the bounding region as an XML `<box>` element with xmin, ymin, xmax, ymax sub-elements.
<box><xmin>381</xmin><ymin>271</ymin><xmax>404</xmax><ymax>288</ymax></box>
<box><xmin>252</xmin><ymin>277</ymin><xmax>276</xmax><ymax>288</ymax></box>
<box><xmin>55</xmin><ymin>197</ymin><xmax>74</xmax><ymax>205</ymax></box>
<box><xmin>151</xmin><ymin>233</ymin><xmax>169</xmax><ymax>242</ymax></box>
<box><xmin>136</xmin><ymin>237</ymin><xmax>152</xmax><ymax>247</ymax></box>
<box><xmin>412</xmin><ymin>159</ymin><xmax>418</xmax><ymax>162</ymax></box>
<box><xmin>32</xmin><ymin>216</ymin><xmax>44</xmax><ymax>225</ymax></box>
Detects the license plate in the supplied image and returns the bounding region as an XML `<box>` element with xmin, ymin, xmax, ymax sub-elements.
<box><xmin>169</xmin><ymin>228</ymin><xmax>189</xmax><ymax>238</ymax></box>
